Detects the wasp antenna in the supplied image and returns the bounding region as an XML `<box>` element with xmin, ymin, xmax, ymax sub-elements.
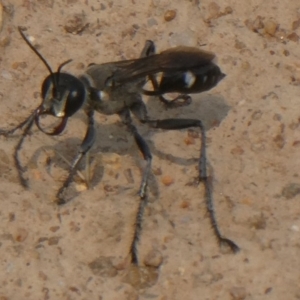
<box><xmin>18</xmin><ymin>26</ymin><xmax>60</xmax><ymax>96</ymax></box>
<box><xmin>56</xmin><ymin>59</ymin><xmax>73</xmax><ymax>87</ymax></box>
<box><xmin>57</xmin><ymin>59</ymin><xmax>73</xmax><ymax>74</ymax></box>
<box><xmin>18</xmin><ymin>27</ymin><xmax>54</xmax><ymax>78</ymax></box>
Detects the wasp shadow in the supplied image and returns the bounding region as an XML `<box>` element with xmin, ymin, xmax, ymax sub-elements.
<box><xmin>26</xmin><ymin>94</ymin><xmax>230</xmax><ymax>200</ymax></box>
<box><xmin>145</xmin><ymin>94</ymin><xmax>231</xmax><ymax>166</ymax></box>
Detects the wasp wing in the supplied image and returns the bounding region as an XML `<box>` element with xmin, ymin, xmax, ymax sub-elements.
<box><xmin>109</xmin><ymin>46</ymin><xmax>216</xmax><ymax>84</ymax></box>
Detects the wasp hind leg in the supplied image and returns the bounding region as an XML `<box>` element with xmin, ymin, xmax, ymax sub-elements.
<box><xmin>130</xmin><ymin>101</ymin><xmax>240</xmax><ymax>254</ymax></box>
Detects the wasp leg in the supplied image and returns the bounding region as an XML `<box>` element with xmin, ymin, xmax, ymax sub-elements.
<box><xmin>56</xmin><ymin>109</ymin><xmax>96</xmax><ymax>205</ymax></box>
<box><xmin>140</xmin><ymin>40</ymin><xmax>192</xmax><ymax>108</ymax></box>
<box><xmin>0</xmin><ymin>113</ymin><xmax>36</xmax><ymax>188</ymax></box>
<box><xmin>131</xmin><ymin>101</ymin><xmax>240</xmax><ymax>254</ymax></box>
<box><xmin>119</xmin><ymin>108</ymin><xmax>153</xmax><ymax>264</ymax></box>
<box><xmin>139</xmin><ymin>40</ymin><xmax>156</xmax><ymax>58</ymax></box>
<box><xmin>143</xmin><ymin>84</ymin><xmax>192</xmax><ymax>108</ymax></box>
<box><xmin>119</xmin><ymin>109</ymin><xmax>152</xmax><ymax>199</ymax></box>
<box><xmin>146</xmin><ymin>118</ymin><xmax>239</xmax><ymax>252</ymax></box>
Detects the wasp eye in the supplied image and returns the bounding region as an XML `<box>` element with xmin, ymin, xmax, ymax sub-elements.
<box><xmin>41</xmin><ymin>75</ymin><xmax>53</xmax><ymax>100</ymax></box>
<box><xmin>64</xmin><ymin>84</ymin><xmax>86</xmax><ymax>117</ymax></box>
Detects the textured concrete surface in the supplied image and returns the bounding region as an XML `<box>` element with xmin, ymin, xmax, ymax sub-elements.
<box><xmin>0</xmin><ymin>1</ymin><xmax>300</xmax><ymax>299</ymax></box>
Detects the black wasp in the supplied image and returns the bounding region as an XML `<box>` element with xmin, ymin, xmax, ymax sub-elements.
<box><xmin>0</xmin><ymin>27</ymin><xmax>239</xmax><ymax>265</ymax></box>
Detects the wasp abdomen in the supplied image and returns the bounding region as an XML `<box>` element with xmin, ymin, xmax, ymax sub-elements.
<box><xmin>156</xmin><ymin>63</ymin><xmax>225</xmax><ymax>95</ymax></box>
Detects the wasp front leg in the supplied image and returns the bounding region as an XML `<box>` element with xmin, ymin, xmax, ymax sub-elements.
<box><xmin>56</xmin><ymin>108</ymin><xmax>96</xmax><ymax>205</ymax></box>
<box><xmin>0</xmin><ymin>112</ymin><xmax>36</xmax><ymax>188</ymax></box>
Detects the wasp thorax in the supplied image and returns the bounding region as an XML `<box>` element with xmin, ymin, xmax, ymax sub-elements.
<box><xmin>41</xmin><ymin>72</ymin><xmax>87</xmax><ymax>118</ymax></box>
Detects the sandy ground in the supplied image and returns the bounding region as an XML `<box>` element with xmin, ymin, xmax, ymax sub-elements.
<box><xmin>0</xmin><ymin>0</ymin><xmax>300</xmax><ymax>299</ymax></box>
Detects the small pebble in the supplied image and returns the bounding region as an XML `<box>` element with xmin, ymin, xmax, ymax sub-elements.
<box><xmin>290</xmin><ymin>225</ymin><xmax>299</xmax><ymax>232</ymax></box>
<box><xmin>229</xmin><ymin>286</ymin><xmax>247</xmax><ymax>300</ymax></box>
<box><xmin>164</xmin><ymin>10</ymin><xmax>176</xmax><ymax>22</ymax></box>
<box><xmin>15</xmin><ymin>228</ymin><xmax>28</xmax><ymax>242</ymax></box>
<box><xmin>207</xmin><ymin>2</ymin><xmax>220</xmax><ymax>19</ymax></box>
<box><xmin>64</xmin><ymin>13</ymin><xmax>88</xmax><ymax>34</ymax></box>
<box><xmin>281</xmin><ymin>183</ymin><xmax>300</xmax><ymax>199</ymax></box>
<box><xmin>48</xmin><ymin>236</ymin><xmax>60</xmax><ymax>246</ymax></box>
<box><xmin>144</xmin><ymin>249</ymin><xmax>163</xmax><ymax>268</ymax></box>
<box><xmin>124</xmin><ymin>264</ymin><xmax>159</xmax><ymax>289</ymax></box>
<box><xmin>49</xmin><ymin>226</ymin><xmax>60</xmax><ymax>233</ymax></box>
<box><xmin>161</xmin><ymin>175</ymin><xmax>174</xmax><ymax>186</ymax></box>
<box><xmin>152</xmin><ymin>167</ymin><xmax>162</xmax><ymax>176</ymax></box>
<box><xmin>224</xmin><ymin>6</ymin><xmax>233</xmax><ymax>14</ymax></box>
<box><xmin>264</xmin><ymin>19</ymin><xmax>278</xmax><ymax>36</ymax></box>
<box><xmin>75</xmin><ymin>183</ymin><xmax>87</xmax><ymax>192</ymax></box>
<box><xmin>251</xmin><ymin>110</ymin><xmax>262</xmax><ymax>120</ymax></box>
<box><xmin>11</xmin><ymin>61</ymin><xmax>27</xmax><ymax>69</ymax></box>
<box><xmin>287</xmin><ymin>32</ymin><xmax>299</xmax><ymax>42</ymax></box>
<box><xmin>230</xmin><ymin>146</ymin><xmax>244</xmax><ymax>155</ymax></box>
<box><xmin>273</xmin><ymin>133</ymin><xmax>285</xmax><ymax>149</ymax></box>
<box><xmin>180</xmin><ymin>200</ymin><xmax>190</xmax><ymax>209</ymax></box>
<box><xmin>184</xmin><ymin>136</ymin><xmax>195</xmax><ymax>145</ymax></box>
<box><xmin>292</xmin><ymin>19</ymin><xmax>300</xmax><ymax>30</ymax></box>
<box><xmin>0</xmin><ymin>35</ymin><xmax>10</xmax><ymax>47</ymax></box>
<box><xmin>283</xmin><ymin>49</ymin><xmax>290</xmax><ymax>56</ymax></box>
<box><xmin>89</xmin><ymin>257</ymin><xmax>118</xmax><ymax>277</ymax></box>
<box><xmin>241</xmin><ymin>61</ymin><xmax>250</xmax><ymax>70</ymax></box>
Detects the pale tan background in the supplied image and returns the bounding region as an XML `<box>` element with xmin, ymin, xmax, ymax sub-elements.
<box><xmin>0</xmin><ymin>0</ymin><xmax>300</xmax><ymax>299</ymax></box>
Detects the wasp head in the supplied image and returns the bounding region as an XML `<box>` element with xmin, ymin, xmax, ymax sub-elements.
<box><xmin>18</xmin><ymin>27</ymin><xmax>87</xmax><ymax>135</ymax></box>
<box><xmin>40</xmin><ymin>71</ymin><xmax>86</xmax><ymax>118</ymax></box>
